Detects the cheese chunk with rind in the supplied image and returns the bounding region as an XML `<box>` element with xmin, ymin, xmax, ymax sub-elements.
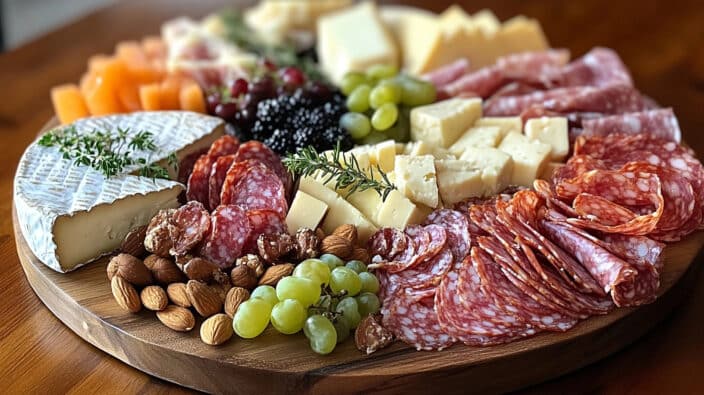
<box><xmin>394</xmin><ymin>155</ymin><xmax>439</xmax><ymax>208</ymax></box>
<box><xmin>498</xmin><ymin>132</ymin><xmax>552</xmax><ymax>187</ymax></box>
<box><xmin>410</xmin><ymin>98</ymin><xmax>482</xmax><ymax>148</ymax></box>
<box><xmin>524</xmin><ymin>117</ymin><xmax>569</xmax><ymax>161</ymax></box>
<box><xmin>286</xmin><ymin>191</ymin><xmax>329</xmax><ymax>234</ymax></box>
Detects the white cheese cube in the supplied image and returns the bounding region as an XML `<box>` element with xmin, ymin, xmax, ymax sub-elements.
<box><xmin>498</xmin><ymin>133</ymin><xmax>552</xmax><ymax>187</ymax></box>
<box><xmin>540</xmin><ymin>162</ymin><xmax>564</xmax><ymax>180</ymax></box>
<box><xmin>410</xmin><ymin>98</ymin><xmax>482</xmax><ymax>148</ymax></box>
<box><xmin>403</xmin><ymin>140</ymin><xmax>433</xmax><ymax>156</ymax></box>
<box><xmin>459</xmin><ymin>147</ymin><xmax>514</xmax><ymax>195</ymax></box>
<box><xmin>373</xmin><ymin>140</ymin><xmax>397</xmax><ymax>172</ymax></box>
<box><xmin>286</xmin><ymin>191</ymin><xmax>329</xmax><ymax>234</ymax></box>
<box><xmin>449</xmin><ymin>125</ymin><xmax>502</xmax><ymax>156</ymax></box>
<box><xmin>524</xmin><ymin>117</ymin><xmax>569</xmax><ymax>161</ymax></box>
<box><xmin>375</xmin><ymin>190</ymin><xmax>430</xmax><ymax>229</ymax></box>
<box><xmin>394</xmin><ymin>155</ymin><xmax>439</xmax><ymax>208</ymax></box>
<box><xmin>395</xmin><ymin>142</ymin><xmax>406</xmax><ymax>154</ymax></box>
<box><xmin>346</xmin><ymin>188</ymin><xmax>383</xmax><ymax>226</ymax></box>
<box><xmin>432</xmin><ymin>147</ymin><xmax>456</xmax><ymax>160</ymax></box>
<box><xmin>434</xmin><ymin>159</ymin><xmax>484</xmax><ymax>205</ymax></box>
<box><xmin>475</xmin><ymin>116</ymin><xmax>522</xmax><ymax>139</ymax></box>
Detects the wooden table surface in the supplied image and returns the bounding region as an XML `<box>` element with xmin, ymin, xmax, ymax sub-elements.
<box><xmin>1</xmin><ymin>0</ymin><xmax>703</xmax><ymax>393</ymax></box>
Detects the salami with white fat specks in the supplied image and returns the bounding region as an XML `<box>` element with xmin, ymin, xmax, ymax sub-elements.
<box><xmin>178</xmin><ymin>149</ymin><xmax>207</xmax><ymax>184</ymax></box>
<box><xmin>243</xmin><ymin>209</ymin><xmax>287</xmax><ymax>254</ymax></box>
<box><xmin>556</xmin><ymin>47</ymin><xmax>633</xmax><ymax>88</ymax></box>
<box><xmin>186</xmin><ymin>154</ymin><xmax>215</xmax><ymax>209</ymax></box>
<box><xmin>168</xmin><ymin>201</ymin><xmax>210</xmax><ymax>256</ymax></box>
<box><xmin>368</xmin><ymin>228</ymin><xmax>414</xmax><ymax>268</ymax></box>
<box><xmin>234</xmin><ymin>141</ymin><xmax>292</xmax><ymax>195</ymax></box>
<box><xmin>220</xmin><ymin>161</ymin><xmax>288</xmax><ymax>217</ymax></box>
<box><xmin>208</xmin><ymin>154</ymin><xmax>236</xmax><ymax>211</ymax></box>
<box><xmin>582</xmin><ymin>108</ymin><xmax>681</xmax><ymax>142</ymax></box>
<box><xmin>199</xmin><ymin>205</ymin><xmax>251</xmax><ymax>269</ymax></box>
<box><xmin>424</xmin><ymin>209</ymin><xmax>471</xmax><ymax>261</ymax></box>
<box><xmin>422</xmin><ymin>58</ymin><xmax>470</xmax><ymax>87</ymax></box>
<box><xmin>207</xmin><ymin>135</ymin><xmax>240</xmax><ymax>158</ymax></box>
<box><xmin>395</xmin><ymin>247</ymin><xmax>454</xmax><ymax>289</ymax></box>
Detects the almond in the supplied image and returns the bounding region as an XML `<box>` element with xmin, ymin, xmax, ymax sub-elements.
<box><xmin>333</xmin><ymin>224</ymin><xmax>358</xmax><ymax>245</ymax></box>
<box><xmin>212</xmin><ymin>282</ymin><xmax>232</xmax><ymax>303</ymax></box>
<box><xmin>121</xmin><ymin>225</ymin><xmax>147</xmax><ymax>258</ymax></box>
<box><xmin>166</xmin><ymin>282</ymin><xmax>191</xmax><ymax>308</ymax></box>
<box><xmin>224</xmin><ymin>287</ymin><xmax>250</xmax><ymax>318</ymax></box>
<box><xmin>350</xmin><ymin>247</ymin><xmax>371</xmax><ymax>264</ymax></box>
<box><xmin>111</xmin><ymin>275</ymin><xmax>141</xmax><ymax>313</ymax></box>
<box><xmin>200</xmin><ymin>314</ymin><xmax>234</xmax><ymax>346</ymax></box>
<box><xmin>111</xmin><ymin>253</ymin><xmax>153</xmax><ymax>287</ymax></box>
<box><xmin>315</xmin><ymin>227</ymin><xmax>326</xmax><ymax>240</ymax></box>
<box><xmin>145</xmin><ymin>255</ymin><xmax>185</xmax><ymax>285</ymax></box>
<box><xmin>140</xmin><ymin>285</ymin><xmax>168</xmax><ymax>311</ymax></box>
<box><xmin>321</xmin><ymin>235</ymin><xmax>353</xmax><ymax>259</ymax></box>
<box><xmin>258</xmin><ymin>263</ymin><xmax>294</xmax><ymax>286</ymax></box>
<box><xmin>106</xmin><ymin>258</ymin><xmax>119</xmax><ymax>281</ymax></box>
<box><xmin>157</xmin><ymin>305</ymin><xmax>195</xmax><ymax>332</ymax></box>
<box><xmin>230</xmin><ymin>264</ymin><xmax>258</xmax><ymax>290</ymax></box>
<box><xmin>183</xmin><ymin>257</ymin><xmax>220</xmax><ymax>282</ymax></box>
<box><xmin>186</xmin><ymin>280</ymin><xmax>223</xmax><ymax>317</ymax></box>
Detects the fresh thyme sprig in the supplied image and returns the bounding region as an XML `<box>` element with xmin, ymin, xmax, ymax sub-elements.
<box><xmin>38</xmin><ymin>126</ymin><xmax>177</xmax><ymax>180</ymax></box>
<box><xmin>283</xmin><ymin>143</ymin><xmax>397</xmax><ymax>201</ymax></box>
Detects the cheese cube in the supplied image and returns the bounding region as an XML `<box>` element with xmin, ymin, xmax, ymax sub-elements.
<box><xmin>449</xmin><ymin>125</ymin><xmax>502</xmax><ymax>155</ymax></box>
<box><xmin>410</xmin><ymin>98</ymin><xmax>482</xmax><ymax>148</ymax></box>
<box><xmin>373</xmin><ymin>140</ymin><xmax>397</xmax><ymax>172</ymax></box>
<box><xmin>498</xmin><ymin>133</ymin><xmax>552</xmax><ymax>187</ymax></box>
<box><xmin>375</xmin><ymin>190</ymin><xmax>430</xmax><ymax>229</ymax></box>
<box><xmin>346</xmin><ymin>188</ymin><xmax>383</xmax><ymax>225</ymax></box>
<box><xmin>475</xmin><ymin>117</ymin><xmax>522</xmax><ymax>138</ymax></box>
<box><xmin>317</xmin><ymin>2</ymin><xmax>399</xmax><ymax>84</ymax></box>
<box><xmin>379</xmin><ymin>5</ymin><xmax>440</xmax><ymax>74</ymax></box>
<box><xmin>434</xmin><ymin>159</ymin><xmax>484</xmax><ymax>205</ymax></box>
<box><xmin>394</xmin><ymin>155</ymin><xmax>439</xmax><ymax>208</ymax></box>
<box><xmin>395</xmin><ymin>142</ymin><xmax>406</xmax><ymax>154</ymax></box>
<box><xmin>459</xmin><ymin>147</ymin><xmax>514</xmax><ymax>195</ymax></box>
<box><xmin>403</xmin><ymin>140</ymin><xmax>433</xmax><ymax>156</ymax></box>
<box><xmin>471</xmin><ymin>9</ymin><xmax>501</xmax><ymax>36</ymax></box>
<box><xmin>432</xmin><ymin>147</ymin><xmax>455</xmax><ymax>160</ymax></box>
<box><xmin>498</xmin><ymin>16</ymin><xmax>549</xmax><ymax>55</ymax></box>
<box><xmin>524</xmin><ymin>117</ymin><xmax>569</xmax><ymax>161</ymax></box>
<box><xmin>540</xmin><ymin>162</ymin><xmax>564</xmax><ymax>180</ymax></box>
<box><xmin>286</xmin><ymin>191</ymin><xmax>329</xmax><ymax>234</ymax></box>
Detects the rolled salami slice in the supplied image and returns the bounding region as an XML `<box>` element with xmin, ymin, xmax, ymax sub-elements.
<box><xmin>424</xmin><ymin>209</ymin><xmax>472</xmax><ymax>261</ymax></box>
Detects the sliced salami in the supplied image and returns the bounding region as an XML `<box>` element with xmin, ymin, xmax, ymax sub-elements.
<box><xmin>368</xmin><ymin>228</ymin><xmax>413</xmax><ymax>264</ymax></box>
<box><xmin>582</xmin><ymin>108</ymin><xmax>681</xmax><ymax>143</ymax></box>
<box><xmin>199</xmin><ymin>205</ymin><xmax>251</xmax><ymax>269</ymax></box>
<box><xmin>221</xmin><ymin>161</ymin><xmax>288</xmax><ymax>217</ymax></box>
<box><xmin>168</xmin><ymin>201</ymin><xmax>211</xmax><ymax>256</ymax></box>
<box><xmin>243</xmin><ymin>209</ymin><xmax>287</xmax><ymax>254</ymax></box>
<box><xmin>234</xmin><ymin>141</ymin><xmax>292</xmax><ymax>195</ymax></box>
<box><xmin>422</xmin><ymin>58</ymin><xmax>470</xmax><ymax>87</ymax></box>
<box><xmin>178</xmin><ymin>148</ymin><xmax>207</xmax><ymax>184</ymax></box>
<box><xmin>573</xmin><ymin>193</ymin><xmax>638</xmax><ymax>225</ymax></box>
<box><xmin>395</xmin><ymin>247</ymin><xmax>454</xmax><ymax>289</ymax></box>
<box><xmin>208</xmin><ymin>154</ymin><xmax>236</xmax><ymax>211</ymax></box>
<box><xmin>556</xmin><ymin>47</ymin><xmax>633</xmax><ymax>88</ymax></box>
<box><xmin>423</xmin><ymin>209</ymin><xmax>471</xmax><ymax>261</ymax></box>
<box><xmin>186</xmin><ymin>154</ymin><xmax>214</xmax><ymax>209</ymax></box>
<box><xmin>207</xmin><ymin>135</ymin><xmax>239</xmax><ymax>158</ymax></box>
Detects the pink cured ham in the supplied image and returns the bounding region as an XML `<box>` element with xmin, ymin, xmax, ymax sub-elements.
<box><xmin>422</xmin><ymin>58</ymin><xmax>470</xmax><ymax>87</ymax></box>
<box><xmin>582</xmin><ymin>108</ymin><xmax>681</xmax><ymax>143</ymax></box>
<box><xmin>199</xmin><ymin>205</ymin><xmax>251</xmax><ymax>269</ymax></box>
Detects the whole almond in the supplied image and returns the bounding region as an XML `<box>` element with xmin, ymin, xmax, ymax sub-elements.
<box><xmin>111</xmin><ymin>253</ymin><xmax>153</xmax><ymax>287</ymax></box>
<box><xmin>230</xmin><ymin>264</ymin><xmax>258</xmax><ymax>290</ymax></box>
<box><xmin>258</xmin><ymin>263</ymin><xmax>294</xmax><ymax>286</ymax></box>
<box><xmin>321</xmin><ymin>235</ymin><xmax>353</xmax><ymax>259</ymax></box>
<box><xmin>121</xmin><ymin>225</ymin><xmax>147</xmax><ymax>258</ymax></box>
<box><xmin>184</xmin><ymin>257</ymin><xmax>220</xmax><ymax>282</ymax></box>
<box><xmin>106</xmin><ymin>258</ymin><xmax>119</xmax><ymax>281</ymax></box>
<box><xmin>224</xmin><ymin>287</ymin><xmax>250</xmax><ymax>318</ymax></box>
<box><xmin>144</xmin><ymin>209</ymin><xmax>174</xmax><ymax>257</ymax></box>
<box><xmin>157</xmin><ymin>305</ymin><xmax>195</xmax><ymax>332</ymax></box>
<box><xmin>333</xmin><ymin>224</ymin><xmax>358</xmax><ymax>246</ymax></box>
<box><xmin>111</xmin><ymin>275</ymin><xmax>141</xmax><ymax>313</ymax></box>
<box><xmin>350</xmin><ymin>247</ymin><xmax>370</xmax><ymax>264</ymax></box>
<box><xmin>186</xmin><ymin>280</ymin><xmax>224</xmax><ymax>317</ymax></box>
<box><xmin>212</xmin><ymin>282</ymin><xmax>232</xmax><ymax>303</ymax></box>
<box><xmin>146</xmin><ymin>255</ymin><xmax>185</xmax><ymax>285</ymax></box>
<box><xmin>200</xmin><ymin>314</ymin><xmax>234</xmax><ymax>345</ymax></box>
<box><xmin>140</xmin><ymin>285</ymin><xmax>168</xmax><ymax>311</ymax></box>
<box><xmin>166</xmin><ymin>283</ymin><xmax>191</xmax><ymax>308</ymax></box>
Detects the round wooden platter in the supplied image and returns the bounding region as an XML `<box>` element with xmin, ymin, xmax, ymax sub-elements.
<box><xmin>13</xmin><ymin>120</ymin><xmax>704</xmax><ymax>394</ymax></box>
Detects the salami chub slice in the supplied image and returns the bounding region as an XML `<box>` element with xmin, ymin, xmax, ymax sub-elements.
<box><xmin>199</xmin><ymin>205</ymin><xmax>251</xmax><ymax>269</ymax></box>
<box><xmin>208</xmin><ymin>154</ymin><xmax>236</xmax><ymax>211</ymax></box>
<box><xmin>168</xmin><ymin>201</ymin><xmax>211</xmax><ymax>256</ymax></box>
<box><xmin>207</xmin><ymin>135</ymin><xmax>240</xmax><ymax>158</ymax></box>
<box><xmin>186</xmin><ymin>154</ymin><xmax>214</xmax><ymax>209</ymax></box>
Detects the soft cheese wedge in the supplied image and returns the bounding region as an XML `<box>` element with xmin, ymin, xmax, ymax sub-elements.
<box><xmin>14</xmin><ymin>111</ymin><xmax>224</xmax><ymax>272</ymax></box>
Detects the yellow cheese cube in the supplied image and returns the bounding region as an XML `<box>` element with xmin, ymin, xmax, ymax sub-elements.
<box><xmin>403</xmin><ymin>140</ymin><xmax>433</xmax><ymax>156</ymax></box>
<box><xmin>432</xmin><ymin>147</ymin><xmax>455</xmax><ymax>160</ymax></box>
<box><xmin>498</xmin><ymin>133</ymin><xmax>552</xmax><ymax>187</ymax></box>
<box><xmin>379</xmin><ymin>5</ymin><xmax>440</xmax><ymax>74</ymax></box>
<box><xmin>346</xmin><ymin>188</ymin><xmax>383</xmax><ymax>226</ymax></box>
<box><xmin>373</xmin><ymin>140</ymin><xmax>397</xmax><ymax>172</ymax></box>
<box><xmin>498</xmin><ymin>16</ymin><xmax>549</xmax><ymax>55</ymax></box>
<box><xmin>394</xmin><ymin>155</ymin><xmax>439</xmax><ymax>208</ymax></box>
<box><xmin>286</xmin><ymin>191</ymin><xmax>329</xmax><ymax>234</ymax></box>
<box><xmin>449</xmin><ymin>125</ymin><xmax>502</xmax><ymax>156</ymax></box>
<box><xmin>524</xmin><ymin>117</ymin><xmax>569</xmax><ymax>161</ymax></box>
<box><xmin>459</xmin><ymin>147</ymin><xmax>514</xmax><ymax>195</ymax></box>
<box><xmin>434</xmin><ymin>159</ymin><xmax>484</xmax><ymax>205</ymax></box>
<box><xmin>375</xmin><ymin>190</ymin><xmax>430</xmax><ymax>229</ymax></box>
<box><xmin>410</xmin><ymin>98</ymin><xmax>482</xmax><ymax>148</ymax></box>
<box><xmin>475</xmin><ymin>117</ymin><xmax>522</xmax><ymax>139</ymax></box>
<box><xmin>471</xmin><ymin>9</ymin><xmax>501</xmax><ymax>36</ymax></box>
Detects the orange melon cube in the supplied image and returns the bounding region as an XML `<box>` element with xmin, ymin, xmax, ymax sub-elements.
<box><xmin>51</xmin><ymin>84</ymin><xmax>90</xmax><ymax>124</ymax></box>
<box><xmin>88</xmin><ymin>54</ymin><xmax>111</xmax><ymax>72</ymax></box>
<box><xmin>179</xmin><ymin>82</ymin><xmax>206</xmax><ymax>113</ymax></box>
<box><xmin>159</xmin><ymin>77</ymin><xmax>182</xmax><ymax>110</ymax></box>
<box><xmin>139</xmin><ymin>83</ymin><xmax>161</xmax><ymax>111</ymax></box>
<box><xmin>142</xmin><ymin>36</ymin><xmax>167</xmax><ymax>60</ymax></box>
<box><xmin>117</xmin><ymin>82</ymin><xmax>142</xmax><ymax>112</ymax></box>
<box><xmin>82</xmin><ymin>58</ymin><xmax>129</xmax><ymax>115</ymax></box>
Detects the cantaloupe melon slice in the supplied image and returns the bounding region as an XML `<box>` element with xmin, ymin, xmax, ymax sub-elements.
<box><xmin>51</xmin><ymin>84</ymin><xmax>89</xmax><ymax>124</ymax></box>
<box><xmin>179</xmin><ymin>81</ymin><xmax>206</xmax><ymax>113</ymax></box>
<box><xmin>139</xmin><ymin>83</ymin><xmax>161</xmax><ymax>111</ymax></box>
<box><xmin>159</xmin><ymin>76</ymin><xmax>182</xmax><ymax>110</ymax></box>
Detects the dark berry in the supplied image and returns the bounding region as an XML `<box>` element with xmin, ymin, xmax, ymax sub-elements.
<box><xmin>280</xmin><ymin>66</ymin><xmax>306</xmax><ymax>88</ymax></box>
<box><xmin>214</xmin><ymin>102</ymin><xmax>237</xmax><ymax>121</ymax></box>
<box><xmin>229</xmin><ymin>78</ymin><xmax>248</xmax><ymax>98</ymax></box>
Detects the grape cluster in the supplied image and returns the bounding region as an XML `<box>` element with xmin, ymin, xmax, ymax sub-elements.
<box><xmin>232</xmin><ymin>254</ymin><xmax>381</xmax><ymax>355</ymax></box>
<box><xmin>339</xmin><ymin>64</ymin><xmax>437</xmax><ymax>145</ymax></box>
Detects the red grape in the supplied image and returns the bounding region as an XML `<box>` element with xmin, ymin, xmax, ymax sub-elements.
<box><xmin>206</xmin><ymin>93</ymin><xmax>221</xmax><ymax>115</ymax></box>
<box><xmin>229</xmin><ymin>78</ymin><xmax>249</xmax><ymax>98</ymax></box>
<box><xmin>214</xmin><ymin>102</ymin><xmax>238</xmax><ymax>120</ymax></box>
<box><xmin>280</xmin><ymin>66</ymin><xmax>306</xmax><ymax>88</ymax></box>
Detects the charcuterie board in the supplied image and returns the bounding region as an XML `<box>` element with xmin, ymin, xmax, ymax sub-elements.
<box><xmin>13</xmin><ymin>119</ymin><xmax>704</xmax><ymax>393</ymax></box>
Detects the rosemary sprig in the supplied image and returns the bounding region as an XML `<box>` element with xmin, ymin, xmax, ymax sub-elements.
<box><xmin>38</xmin><ymin>126</ymin><xmax>177</xmax><ymax>180</ymax></box>
<box><xmin>283</xmin><ymin>143</ymin><xmax>397</xmax><ymax>201</ymax></box>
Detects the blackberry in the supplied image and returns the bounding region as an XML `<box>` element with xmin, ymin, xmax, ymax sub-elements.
<box><xmin>264</xmin><ymin>128</ymin><xmax>296</xmax><ymax>155</ymax></box>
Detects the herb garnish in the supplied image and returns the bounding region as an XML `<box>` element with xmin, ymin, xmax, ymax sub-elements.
<box><xmin>283</xmin><ymin>143</ymin><xmax>397</xmax><ymax>201</ymax></box>
<box><xmin>38</xmin><ymin>126</ymin><xmax>177</xmax><ymax>180</ymax></box>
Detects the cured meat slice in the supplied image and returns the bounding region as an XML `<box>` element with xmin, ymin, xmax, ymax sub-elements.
<box><xmin>208</xmin><ymin>154</ymin><xmax>236</xmax><ymax>210</ymax></box>
<box><xmin>199</xmin><ymin>205</ymin><xmax>251</xmax><ymax>269</ymax></box>
<box><xmin>541</xmin><ymin>220</ymin><xmax>657</xmax><ymax>306</ymax></box>
<box><xmin>534</xmin><ymin>179</ymin><xmax>578</xmax><ymax>217</ymax></box>
<box><xmin>382</xmin><ymin>288</ymin><xmax>455</xmax><ymax>351</ymax></box>
<box><xmin>186</xmin><ymin>154</ymin><xmax>214</xmax><ymax>209</ymax></box>
<box><xmin>243</xmin><ymin>209</ymin><xmax>287</xmax><ymax>254</ymax></box>
<box><xmin>422</xmin><ymin>58</ymin><xmax>470</xmax><ymax>87</ymax></box>
<box><xmin>395</xmin><ymin>247</ymin><xmax>454</xmax><ymax>289</ymax></box>
<box><xmin>404</xmin><ymin>225</ymin><xmax>446</xmax><ymax>270</ymax></box>
<box><xmin>552</xmin><ymin>155</ymin><xmax>609</xmax><ymax>183</ymax></box>
<box><xmin>368</xmin><ymin>228</ymin><xmax>412</xmax><ymax>263</ymax></box>
<box><xmin>207</xmin><ymin>135</ymin><xmax>239</xmax><ymax>158</ymax></box>
<box><xmin>168</xmin><ymin>201</ymin><xmax>211</xmax><ymax>256</ymax></box>
<box><xmin>484</xmin><ymin>86</ymin><xmax>586</xmax><ymax>116</ymax></box>
<box><xmin>221</xmin><ymin>161</ymin><xmax>288</xmax><ymax>217</ymax></box>
<box><xmin>582</xmin><ymin>108</ymin><xmax>681</xmax><ymax>143</ymax></box>
<box><xmin>556</xmin><ymin>47</ymin><xmax>633</xmax><ymax>88</ymax></box>
<box><xmin>234</xmin><ymin>141</ymin><xmax>292</xmax><ymax>194</ymax></box>
<box><xmin>443</xmin><ymin>67</ymin><xmax>504</xmax><ymax>98</ymax></box>
<box><xmin>573</xmin><ymin>193</ymin><xmax>638</xmax><ymax>225</ymax></box>
<box><xmin>178</xmin><ymin>148</ymin><xmax>207</xmax><ymax>184</ymax></box>
<box><xmin>423</xmin><ymin>209</ymin><xmax>471</xmax><ymax>260</ymax></box>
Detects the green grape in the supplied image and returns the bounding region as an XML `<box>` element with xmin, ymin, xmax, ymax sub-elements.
<box><xmin>340</xmin><ymin>72</ymin><xmax>367</xmax><ymax>95</ymax></box>
<box><xmin>293</xmin><ymin>258</ymin><xmax>331</xmax><ymax>286</ymax></box>
<box><xmin>250</xmin><ymin>285</ymin><xmax>278</xmax><ymax>308</ymax></box>
<box><xmin>333</xmin><ymin>316</ymin><xmax>351</xmax><ymax>344</ymax></box>
<box><xmin>345</xmin><ymin>260</ymin><xmax>367</xmax><ymax>274</ymax></box>
<box><xmin>371</xmin><ymin>103</ymin><xmax>399</xmax><ymax>131</ymax></box>
<box><xmin>304</xmin><ymin>315</ymin><xmax>337</xmax><ymax>355</ymax></box>
<box><xmin>330</xmin><ymin>266</ymin><xmax>362</xmax><ymax>296</ymax></box>
<box><xmin>356</xmin><ymin>292</ymin><xmax>381</xmax><ymax>317</ymax></box>
<box><xmin>335</xmin><ymin>297</ymin><xmax>362</xmax><ymax>328</ymax></box>
<box><xmin>270</xmin><ymin>299</ymin><xmax>307</xmax><ymax>335</ymax></box>
<box><xmin>233</xmin><ymin>298</ymin><xmax>272</xmax><ymax>339</ymax></box>
<box><xmin>346</xmin><ymin>84</ymin><xmax>371</xmax><ymax>112</ymax></box>
<box><xmin>369</xmin><ymin>82</ymin><xmax>401</xmax><ymax>109</ymax></box>
<box><xmin>366</xmin><ymin>64</ymin><xmax>398</xmax><ymax>82</ymax></box>
<box><xmin>358</xmin><ymin>272</ymin><xmax>380</xmax><ymax>294</ymax></box>
<box><xmin>360</xmin><ymin>130</ymin><xmax>389</xmax><ymax>145</ymax></box>
<box><xmin>400</xmin><ymin>77</ymin><xmax>437</xmax><ymax>106</ymax></box>
<box><xmin>319</xmin><ymin>254</ymin><xmax>344</xmax><ymax>272</ymax></box>
<box><xmin>276</xmin><ymin>276</ymin><xmax>321</xmax><ymax>307</ymax></box>
<box><xmin>339</xmin><ymin>112</ymin><xmax>371</xmax><ymax>140</ymax></box>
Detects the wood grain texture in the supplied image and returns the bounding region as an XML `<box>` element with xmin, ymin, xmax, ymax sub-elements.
<box><xmin>1</xmin><ymin>0</ymin><xmax>704</xmax><ymax>393</ymax></box>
